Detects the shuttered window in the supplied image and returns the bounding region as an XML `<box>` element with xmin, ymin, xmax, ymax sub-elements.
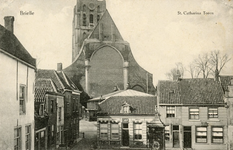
<box><xmin>111</xmin><ymin>123</ymin><xmax>119</xmax><ymax>139</ymax></box>
<box><xmin>189</xmin><ymin>108</ymin><xmax>199</xmax><ymax>120</ymax></box>
<box><xmin>212</xmin><ymin>127</ymin><xmax>223</xmax><ymax>143</ymax></box>
<box><xmin>100</xmin><ymin>123</ymin><xmax>108</xmax><ymax>139</ymax></box>
<box><xmin>196</xmin><ymin>127</ymin><xmax>207</xmax><ymax>143</ymax></box>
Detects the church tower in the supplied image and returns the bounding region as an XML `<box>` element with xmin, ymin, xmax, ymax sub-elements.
<box><xmin>72</xmin><ymin>0</ymin><xmax>106</xmax><ymax>61</ymax></box>
<box><xmin>65</xmin><ymin>0</ymin><xmax>155</xmax><ymax>98</ymax></box>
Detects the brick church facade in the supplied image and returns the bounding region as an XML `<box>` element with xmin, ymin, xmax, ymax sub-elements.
<box><xmin>64</xmin><ymin>0</ymin><xmax>155</xmax><ymax>98</ymax></box>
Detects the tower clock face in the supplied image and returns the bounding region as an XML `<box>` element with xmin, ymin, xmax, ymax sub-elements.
<box><xmin>89</xmin><ymin>3</ymin><xmax>95</xmax><ymax>10</ymax></box>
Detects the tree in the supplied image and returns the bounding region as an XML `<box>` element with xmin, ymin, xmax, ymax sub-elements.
<box><xmin>186</xmin><ymin>62</ymin><xmax>201</xmax><ymax>78</ymax></box>
<box><xmin>191</xmin><ymin>50</ymin><xmax>231</xmax><ymax>79</ymax></box>
<box><xmin>166</xmin><ymin>62</ymin><xmax>184</xmax><ymax>80</ymax></box>
<box><xmin>194</xmin><ymin>53</ymin><xmax>213</xmax><ymax>78</ymax></box>
<box><xmin>209</xmin><ymin>50</ymin><xmax>231</xmax><ymax>81</ymax></box>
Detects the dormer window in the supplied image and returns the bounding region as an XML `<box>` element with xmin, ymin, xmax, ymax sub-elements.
<box><xmin>120</xmin><ymin>102</ymin><xmax>131</xmax><ymax>114</ymax></box>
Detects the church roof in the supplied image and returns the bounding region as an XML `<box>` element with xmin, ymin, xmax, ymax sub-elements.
<box><xmin>158</xmin><ymin>78</ymin><xmax>224</xmax><ymax>105</ymax></box>
<box><xmin>0</xmin><ymin>24</ymin><xmax>36</xmax><ymax>67</ymax></box>
<box><xmin>88</xmin><ymin>10</ymin><xmax>124</xmax><ymax>41</ymax></box>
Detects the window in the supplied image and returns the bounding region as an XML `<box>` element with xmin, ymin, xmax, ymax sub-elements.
<box><xmin>111</xmin><ymin>123</ymin><xmax>119</xmax><ymax>139</ymax></box>
<box><xmin>208</xmin><ymin>108</ymin><xmax>218</xmax><ymax>118</ymax></box>
<box><xmin>39</xmin><ymin>104</ymin><xmax>44</xmax><ymax>116</ymax></box>
<box><xmin>121</xmin><ymin>102</ymin><xmax>131</xmax><ymax>114</ymax></box>
<box><xmin>189</xmin><ymin>108</ymin><xmax>199</xmax><ymax>120</ymax></box>
<box><xmin>25</xmin><ymin>125</ymin><xmax>31</xmax><ymax>150</ymax></box>
<box><xmin>134</xmin><ymin>123</ymin><xmax>142</xmax><ymax>140</ymax></box>
<box><xmin>196</xmin><ymin>127</ymin><xmax>207</xmax><ymax>143</ymax></box>
<box><xmin>100</xmin><ymin>123</ymin><xmax>108</xmax><ymax>139</ymax></box>
<box><xmin>59</xmin><ymin>107</ymin><xmax>62</xmax><ymax>121</ymax></box>
<box><xmin>90</xmin><ymin>14</ymin><xmax>94</xmax><ymax>24</ymax></box>
<box><xmin>97</xmin><ymin>15</ymin><xmax>100</xmax><ymax>22</ymax></box>
<box><xmin>83</xmin><ymin>14</ymin><xmax>86</xmax><ymax>26</ymax></box>
<box><xmin>50</xmin><ymin>100</ymin><xmax>54</xmax><ymax>113</ymax></box>
<box><xmin>14</xmin><ymin>127</ymin><xmax>21</xmax><ymax>150</ymax></box>
<box><xmin>19</xmin><ymin>85</ymin><xmax>26</xmax><ymax>114</ymax></box>
<box><xmin>51</xmin><ymin>125</ymin><xmax>54</xmax><ymax>137</ymax></box>
<box><xmin>83</xmin><ymin>5</ymin><xmax>86</xmax><ymax>11</ymax></box>
<box><xmin>165</xmin><ymin>126</ymin><xmax>170</xmax><ymax>141</ymax></box>
<box><xmin>212</xmin><ymin>127</ymin><xmax>223</xmax><ymax>143</ymax></box>
<box><xmin>166</xmin><ymin>106</ymin><xmax>175</xmax><ymax>118</ymax></box>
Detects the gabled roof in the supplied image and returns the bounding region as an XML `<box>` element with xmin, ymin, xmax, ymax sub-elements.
<box><xmin>89</xmin><ymin>89</ymin><xmax>154</xmax><ymax>102</ymax></box>
<box><xmin>98</xmin><ymin>89</ymin><xmax>156</xmax><ymax>115</ymax></box>
<box><xmin>35</xmin><ymin>79</ymin><xmax>57</xmax><ymax>102</ymax></box>
<box><xmin>158</xmin><ymin>78</ymin><xmax>224</xmax><ymax>105</ymax></box>
<box><xmin>0</xmin><ymin>25</ymin><xmax>36</xmax><ymax>67</ymax></box>
<box><xmin>88</xmin><ymin>10</ymin><xmax>124</xmax><ymax>41</ymax></box>
<box><xmin>36</xmin><ymin>69</ymin><xmax>80</xmax><ymax>92</ymax></box>
<box><xmin>219</xmin><ymin>75</ymin><xmax>233</xmax><ymax>92</ymax></box>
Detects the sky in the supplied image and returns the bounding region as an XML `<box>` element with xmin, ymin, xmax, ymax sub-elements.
<box><xmin>0</xmin><ymin>0</ymin><xmax>233</xmax><ymax>85</ymax></box>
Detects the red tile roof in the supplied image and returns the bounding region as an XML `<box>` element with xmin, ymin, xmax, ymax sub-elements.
<box><xmin>158</xmin><ymin>78</ymin><xmax>224</xmax><ymax>105</ymax></box>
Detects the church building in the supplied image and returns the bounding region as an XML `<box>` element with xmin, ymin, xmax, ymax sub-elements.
<box><xmin>64</xmin><ymin>0</ymin><xmax>155</xmax><ymax>98</ymax></box>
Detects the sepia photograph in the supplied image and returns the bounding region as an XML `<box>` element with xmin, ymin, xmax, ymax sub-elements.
<box><xmin>0</xmin><ymin>0</ymin><xmax>233</xmax><ymax>149</ymax></box>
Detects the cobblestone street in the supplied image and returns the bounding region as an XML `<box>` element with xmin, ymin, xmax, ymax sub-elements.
<box><xmin>71</xmin><ymin>119</ymin><xmax>98</xmax><ymax>150</ymax></box>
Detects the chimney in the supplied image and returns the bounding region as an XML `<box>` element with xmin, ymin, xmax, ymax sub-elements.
<box><xmin>4</xmin><ymin>16</ymin><xmax>14</xmax><ymax>33</ymax></box>
<box><xmin>57</xmin><ymin>63</ymin><xmax>63</xmax><ymax>71</ymax></box>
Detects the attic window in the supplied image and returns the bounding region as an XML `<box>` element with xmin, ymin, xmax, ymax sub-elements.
<box><xmin>120</xmin><ymin>102</ymin><xmax>131</xmax><ymax>114</ymax></box>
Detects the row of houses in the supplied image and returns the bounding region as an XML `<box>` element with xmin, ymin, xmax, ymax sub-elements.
<box><xmin>0</xmin><ymin>16</ymin><xmax>83</xmax><ymax>150</ymax></box>
<box><xmin>87</xmin><ymin>77</ymin><xmax>233</xmax><ymax>150</ymax></box>
<box><xmin>34</xmin><ymin>66</ymin><xmax>82</xmax><ymax>149</ymax></box>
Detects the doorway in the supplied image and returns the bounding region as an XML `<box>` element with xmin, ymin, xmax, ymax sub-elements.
<box><xmin>173</xmin><ymin>125</ymin><xmax>180</xmax><ymax>148</ymax></box>
<box><xmin>183</xmin><ymin>126</ymin><xmax>192</xmax><ymax>148</ymax></box>
<box><xmin>122</xmin><ymin>123</ymin><xmax>129</xmax><ymax>146</ymax></box>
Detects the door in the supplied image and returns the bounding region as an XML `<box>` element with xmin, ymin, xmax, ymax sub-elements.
<box><xmin>184</xmin><ymin>126</ymin><xmax>192</xmax><ymax>148</ymax></box>
<box><xmin>173</xmin><ymin>125</ymin><xmax>180</xmax><ymax>148</ymax></box>
<box><xmin>122</xmin><ymin>123</ymin><xmax>129</xmax><ymax>146</ymax></box>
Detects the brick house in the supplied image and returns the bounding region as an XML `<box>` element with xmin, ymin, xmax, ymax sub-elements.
<box><xmin>220</xmin><ymin>75</ymin><xmax>233</xmax><ymax>149</ymax></box>
<box><xmin>34</xmin><ymin>79</ymin><xmax>64</xmax><ymax>150</ymax></box>
<box><xmin>157</xmin><ymin>78</ymin><xmax>227</xmax><ymax>150</ymax></box>
<box><xmin>36</xmin><ymin>63</ymin><xmax>81</xmax><ymax>148</ymax></box>
<box><xmin>96</xmin><ymin>89</ymin><xmax>164</xmax><ymax>149</ymax></box>
<box><xmin>0</xmin><ymin>16</ymin><xmax>36</xmax><ymax>150</ymax></box>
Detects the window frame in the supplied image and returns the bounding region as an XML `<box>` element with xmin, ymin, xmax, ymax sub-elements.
<box><xmin>100</xmin><ymin>123</ymin><xmax>108</xmax><ymax>140</ymax></box>
<box><xmin>208</xmin><ymin>107</ymin><xmax>218</xmax><ymax>119</ymax></box>
<box><xmin>166</xmin><ymin>106</ymin><xmax>175</xmax><ymax>118</ymax></box>
<box><xmin>25</xmin><ymin>125</ymin><xmax>31</xmax><ymax>150</ymax></box>
<box><xmin>196</xmin><ymin>126</ymin><xmax>207</xmax><ymax>143</ymax></box>
<box><xmin>111</xmin><ymin>123</ymin><xmax>119</xmax><ymax>140</ymax></box>
<box><xmin>19</xmin><ymin>85</ymin><xmax>26</xmax><ymax>115</ymax></box>
<box><xmin>212</xmin><ymin>126</ymin><xmax>224</xmax><ymax>143</ymax></box>
<box><xmin>134</xmin><ymin>123</ymin><xmax>142</xmax><ymax>140</ymax></box>
<box><xmin>189</xmin><ymin>108</ymin><xmax>199</xmax><ymax>120</ymax></box>
<box><xmin>14</xmin><ymin>126</ymin><xmax>21</xmax><ymax>150</ymax></box>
